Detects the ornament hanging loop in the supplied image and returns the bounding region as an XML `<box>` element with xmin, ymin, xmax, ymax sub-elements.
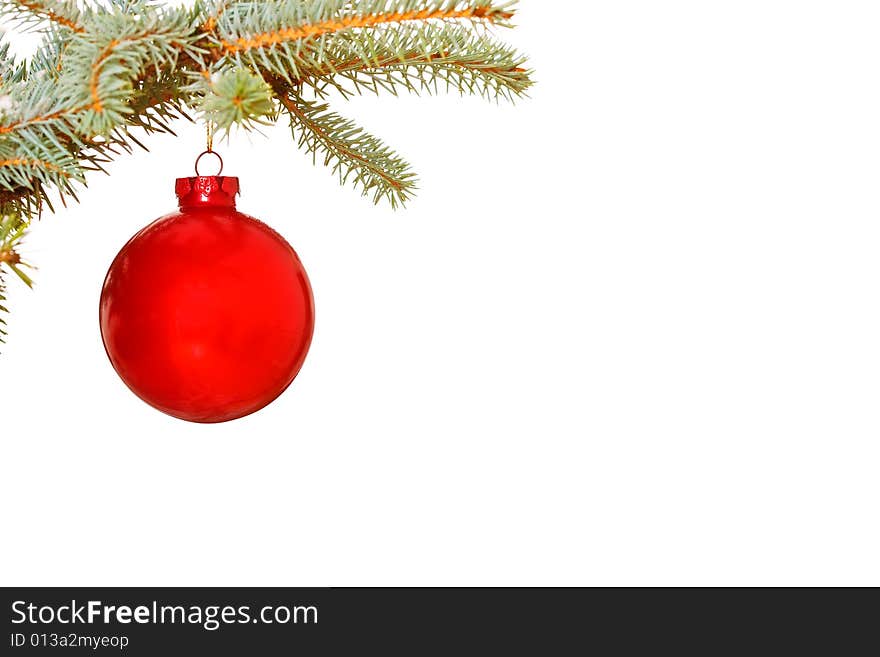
<box><xmin>194</xmin><ymin>149</ymin><xmax>223</xmax><ymax>177</ymax></box>
<box><xmin>195</xmin><ymin>119</ymin><xmax>222</xmax><ymax>176</ymax></box>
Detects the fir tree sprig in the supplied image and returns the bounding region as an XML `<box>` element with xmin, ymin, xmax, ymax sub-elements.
<box><xmin>0</xmin><ymin>0</ymin><xmax>532</xmax><ymax>343</ymax></box>
<box><xmin>0</xmin><ymin>0</ymin><xmax>84</xmax><ymax>33</ymax></box>
<box><xmin>293</xmin><ymin>22</ymin><xmax>531</xmax><ymax>101</ymax></box>
<box><xmin>0</xmin><ymin>208</ymin><xmax>31</xmax><ymax>346</ymax></box>
<box><xmin>275</xmin><ymin>81</ymin><xmax>417</xmax><ymax>208</ymax></box>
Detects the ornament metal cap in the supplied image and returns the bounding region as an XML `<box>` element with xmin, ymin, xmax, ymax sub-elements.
<box><xmin>175</xmin><ymin>176</ymin><xmax>240</xmax><ymax>208</ymax></box>
<box><xmin>175</xmin><ymin>149</ymin><xmax>238</xmax><ymax>208</ymax></box>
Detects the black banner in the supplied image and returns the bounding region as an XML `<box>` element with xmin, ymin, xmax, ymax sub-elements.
<box><xmin>0</xmin><ymin>587</ymin><xmax>873</xmax><ymax>654</ymax></box>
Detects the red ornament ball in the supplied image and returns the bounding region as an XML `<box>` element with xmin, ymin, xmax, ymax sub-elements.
<box><xmin>99</xmin><ymin>175</ymin><xmax>314</xmax><ymax>423</ymax></box>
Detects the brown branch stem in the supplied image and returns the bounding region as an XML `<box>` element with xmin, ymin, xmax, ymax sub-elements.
<box><xmin>12</xmin><ymin>0</ymin><xmax>84</xmax><ymax>32</ymax></box>
<box><xmin>221</xmin><ymin>6</ymin><xmax>513</xmax><ymax>55</ymax></box>
<box><xmin>0</xmin><ymin>249</ymin><xmax>21</xmax><ymax>264</ymax></box>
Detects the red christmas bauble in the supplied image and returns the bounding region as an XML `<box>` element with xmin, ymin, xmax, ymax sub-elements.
<box><xmin>99</xmin><ymin>175</ymin><xmax>314</xmax><ymax>423</ymax></box>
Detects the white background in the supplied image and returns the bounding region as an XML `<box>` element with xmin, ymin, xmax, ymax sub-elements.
<box><xmin>2</xmin><ymin>1</ymin><xmax>880</xmax><ymax>586</ymax></box>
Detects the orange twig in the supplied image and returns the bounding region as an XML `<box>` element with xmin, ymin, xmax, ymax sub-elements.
<box><xmin>0</xmin><ymin>249</ymin><xmax>22</xmax><ymax>265</ymax></box>
<box><xmin>13</xmin><ymin>0</ymin><xmax>84</xmax><ymax>32</ymax></box>
<box><xmin>202</xmin><ymin>0</ymin><xmax>231</xmax><ymax>33</ymax></box>
<box><xmin>221</xmin><ymin>7</ymin><xmax>513</xmax><ymax>55</ymax></box>
<box><xmin>0</xmin><ymin>158</ymin><xmax>70</xmax><ymax>175</ymax></box>
<box><xmin>89</xmin><ymin>39</ymin><xmax>122</xmax><ymax>112</ymax></box>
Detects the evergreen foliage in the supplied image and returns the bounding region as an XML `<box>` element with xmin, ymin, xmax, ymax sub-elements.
<box><xmin>0</xmin><ymin>0</ymin><xmax>532</xmax><ymax>342</ymax></box>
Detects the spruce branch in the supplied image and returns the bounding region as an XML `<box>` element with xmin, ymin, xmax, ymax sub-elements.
<box><xmin>0</xmin><ymin>208</ymin><xmax>31</xmax><ymax>344</ymax></box>
<box><xmin>0</xmin><ymin>0</ymin><xmax>84</xmax><ymax>33</ymax></box>
<box><xmin>0</xmin><ymin>2</ymin><xmax>207</xmax><ymax>212</ymax></box>
<box><xmin>70</xmin><ymin>10</ymin><xmax>204</xmax><ymax>135</ymax></box>
<box><xmin>212</xmin><ymin>1</ymin><xmax>518</xmax><ymax>80</ymax></box>
<box><xmin>0</xmin><ymin>0</ymin><xmax>528</xmax><ymax>213</ymax></box>
<box><xmin>215</xmin><ymin>0</ymin><xmax>514</xmax><ymax>57</ymax></box>
<box><xmin>275</xmin><ymin>82</ymin><xmax>416</xmax><ymax>208</ymax></box>
<box><xmin>291</xmin><ymin>22</ymin><xmax>532</xmax><ymax>100</ymax></box>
